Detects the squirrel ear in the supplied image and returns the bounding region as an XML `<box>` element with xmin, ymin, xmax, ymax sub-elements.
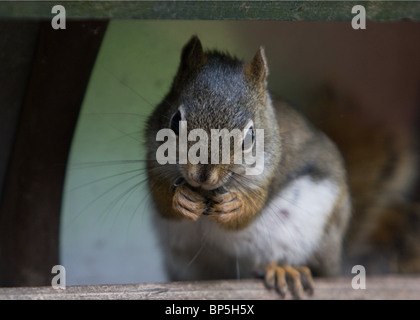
<box><xmin>180</xmin><ymin>35</ymin><xmax>207</xmax><ymax>71</ymax></box>
<box><xmin>173</xmin><ymin>36</ymin><xmax>207</xmax><ymax>91</ymax></box>
<box><xmin>244</xmin><ymin>47</ymin><xmax>269</xmax><ymax>89</ymax></box>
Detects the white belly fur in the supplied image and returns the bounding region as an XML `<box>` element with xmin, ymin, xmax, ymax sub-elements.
<box><xmin>154</xmin><ymin>176</ymin><xmax>339</xmax><ymax>279</ymax></box>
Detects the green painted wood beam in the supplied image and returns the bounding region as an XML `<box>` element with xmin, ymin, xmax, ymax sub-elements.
<box><xmin>0</xmin><ymin>1</ymin><xmax>419</xmax><ymax>21</ymax></box>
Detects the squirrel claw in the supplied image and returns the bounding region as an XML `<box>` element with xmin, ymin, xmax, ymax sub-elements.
<box><xmin>172</xmin><ymin>185</ymin><xmax>206</xmax><ymax>221</ymax></box>
<box><xmin>263</xmin><ymin>262</ymin><xmax>314</xmax><ymax>299</ymax></box>
<box><xmin>210</xmin><ymin>191</ymin><xmax>241</xmax><ymax>212</ymax></box>
<box><xmin>207</xmin><ymin>191</ymin><xmax>242</xmax><ymax>226</ymax></box>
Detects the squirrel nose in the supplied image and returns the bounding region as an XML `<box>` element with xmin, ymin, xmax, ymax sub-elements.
<box><xmin>189</xmin><ymin>166</ymin><xmax>210</xmax><ymax>184</ymax></box>
<box><xmin>187</xmin><ymin>165</ymin><xmax>219</xmax><ymax>189</ymax></box>
<box><xmin>198</xmin><ymin>168</ymin><xmax>209</xmax><ymax>183</ymax></box>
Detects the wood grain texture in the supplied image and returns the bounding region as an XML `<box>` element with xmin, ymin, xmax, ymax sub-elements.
<box><xmin>0</xmin><ymin>276</ymin><xmax>419</xmax><ymax>300</ymax></box>
<box><xmin>0</xmin><ymin>1</ymin><xmax>419</xmax><ymax>21</ymax></box>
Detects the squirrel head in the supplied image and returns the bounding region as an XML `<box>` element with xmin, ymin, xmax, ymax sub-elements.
<box><xmin>148</xmin><ymin>36</ymin><xmax>274</xmax><ymax>191</ymax></box>
<box><xmin>173</xmin><ymin>35</ymin><xmax>269</xmax><ymax>95</ymax></box>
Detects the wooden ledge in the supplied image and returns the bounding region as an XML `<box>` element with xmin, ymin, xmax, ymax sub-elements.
<box><xmin>1</xmin><ymin>1</ymin><xmax>420</xmax><ymax>21</ymax></box>
<box><xmin>0</xmin><ymin>276</ymin><xmax>419</xmax><ymax>300</ymax></box>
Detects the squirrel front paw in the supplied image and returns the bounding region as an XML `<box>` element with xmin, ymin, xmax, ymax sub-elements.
<box><xmin>172</xmin><ymin>185</ymin><xmax>206</xmax><ymax>221</ymax></box>
<box><xmin>207</xmin><ymin>190</ymin><xmax>242</xmax><ymax>224</ymax></box>
<box><xmin>263</xmin><ymin>262</ymin><xmax>314</xmax><ymax>299</ymax></box>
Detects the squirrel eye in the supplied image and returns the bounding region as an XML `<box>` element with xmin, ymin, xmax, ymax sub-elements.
<box><xmin>242</xmin><ymin>125</ymin><xmax>255</xmax><ymax>151</ymax></box>
<box><xmin>170</xmin><ymin>110</ymin><xmax>182</xmax><ymax>135</ymax></box>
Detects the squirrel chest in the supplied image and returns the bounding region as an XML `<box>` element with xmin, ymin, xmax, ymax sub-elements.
<box><xmin>153</xmin><ymin>175</ymin><xmax>340</xmax><ymax>280</ymax></box>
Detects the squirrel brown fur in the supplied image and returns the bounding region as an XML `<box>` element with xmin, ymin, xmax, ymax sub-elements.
<box><xmin>308</xmin><ymin>86</ymin><xmax>420</xmax><ymax>274</ymax></box>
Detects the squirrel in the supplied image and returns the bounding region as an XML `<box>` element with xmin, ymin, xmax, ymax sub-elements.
<box><xmin>307</xmin><ymin>85</ymin><xmax>420</xmax><ymax>275</ymax></box>
<box><xmin>145</xmin><ymin>36</ymin><xmax>352</xmax><ymax>299</ymax></box>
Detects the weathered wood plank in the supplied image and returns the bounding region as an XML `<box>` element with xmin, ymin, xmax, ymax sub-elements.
<box><xmin>0</xmin><ymin>1</ymin><xmax>419</xmax><ymax>21</ymax></box>
<box><xmin>0</xmin><ymin>276</ymin><xmax>419</xmax><ymax>300</ymax></box>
